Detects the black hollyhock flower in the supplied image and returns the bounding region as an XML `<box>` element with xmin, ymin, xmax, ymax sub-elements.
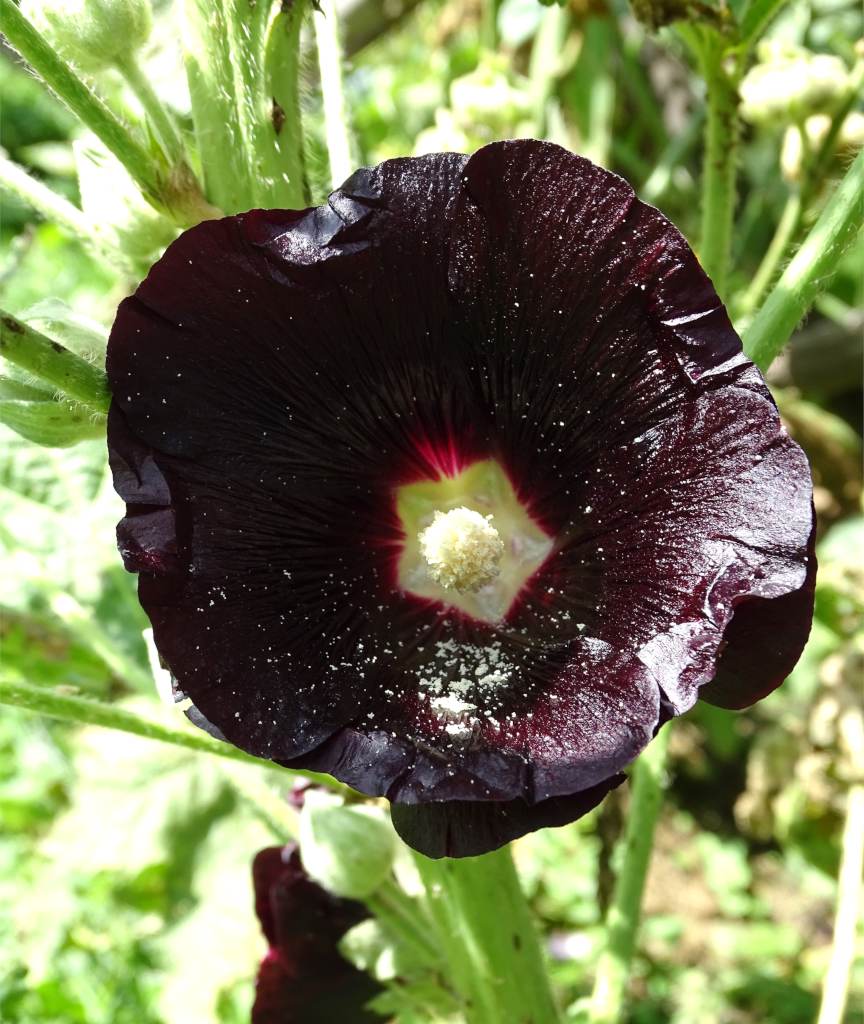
<box><xmin>251</xmin><ymin>843</ymin><xmax>382</xmax><ymax>1023</ymax></box>
<box><xmin>107</xmin><ymin>140</ymin><xmax>815</xmax><ymax>859</ymax></box>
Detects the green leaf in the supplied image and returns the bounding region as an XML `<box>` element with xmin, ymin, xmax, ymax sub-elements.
<box><xmin>0</xmin><ymin>429</ymin><xmax>146</xmax><ymax>684</ymax></box>
<box><xmin>0</xmin><ymin>396</ymin><xmax>105</xmax><ymax>447</ymax></box>
<box><xmin>6</xmin><ymin>701</ymin><xmax>276</xmax><ymax>1023</ymax></box>
<box><xmin>0</xmin><ymin>430</ymin><xmax>111</xmax><ymax>608</ymax></box>
<box><xmin>738</xmin><ymin>0</ymin><xmax>792</xmax><ymax>47</ymax></box>
<box><xmin>299</xmin><ymin>791</ymin><xmax>396</xmax><ymax>899</ymax></box>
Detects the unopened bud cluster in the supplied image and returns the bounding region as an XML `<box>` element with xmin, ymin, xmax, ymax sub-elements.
<box><xmin>740</xmin><ymin>42</ymin><xmax>854</xmax><ymax>125</ymax></box>
<box><xmin>781</xmin><ymin>112</ymin><xmax>864</xmax><ymax>181</ymax></box>
<box><xmin>414</xmin><ymin>56</ymin><xmax>533</xmax><ymax>156</ymax></box>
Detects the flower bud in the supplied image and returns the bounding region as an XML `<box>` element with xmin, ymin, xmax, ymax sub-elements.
<box><xmin>838</xmin><ymin>110</ymin><xmax>864</xmax><ymax>151</ymax></box>
<box><xmin>780</xmin><ymin>115</ymin><xmax>831</xmax><ymax>182</ymax></box>
<box><xmin>740</xmin><ymin>45</ymin><xmax>851</xmax><ymax>125</ymax></box>
<box><xmin>20</xmin><ymin>0</ymin><xmax>152</xmax><ymax>73</ymax></box>
<box><xmin>781</xmin><ymin>112</ymin><xmax>864</xmax><ymax>182</ymax></box>
<box><xmin>298</xmin><ymin>791</ymin><xmax>396</xmax><ymax>900</ymax></box>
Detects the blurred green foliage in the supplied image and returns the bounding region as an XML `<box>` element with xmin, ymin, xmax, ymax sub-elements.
<box><xmin>1</xmin><ymin>0</ymin><xmax>862</xmax><ymax>1021</ymax></box>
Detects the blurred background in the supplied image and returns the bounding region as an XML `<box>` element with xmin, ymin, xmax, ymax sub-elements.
<box><xmin>1</xmin><ymin>0</ymin><xmax>862</xmax><ymax>1021</ymax></box>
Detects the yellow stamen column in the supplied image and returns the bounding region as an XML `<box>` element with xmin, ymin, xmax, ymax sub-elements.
<box><xmin>418</xmin><ymin>507</ymin><xmax>504</xmax><ymax>593</ymax></box>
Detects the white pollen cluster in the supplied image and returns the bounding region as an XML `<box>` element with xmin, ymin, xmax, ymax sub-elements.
<box><xmin>418</xmin><ymin>507</ymin><xmax>504</xmax><ymax>593</ymax></box>
<box><xmin>416</xmin><ymin>639</ymin><xmax>516</xmax><ymax>744</ymax></box>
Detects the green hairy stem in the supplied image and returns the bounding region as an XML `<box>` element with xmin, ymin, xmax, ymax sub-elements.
<box><xmin>0</xmin><ymin>0</ymin><xmax>160</xmax><ymax>201</ymax></box>
<box><xmin>314</xmin><ymin>0</ymin><xmax>355</xmax><ymax>189</ymax></box>
<box><xmin>587</xmin><ymin>728</ymin><xmax>672</xmax><ymax>1024</ymax></box>
<box><xmin>264</xmin><ymin>1</ymin><xmax>310</xmax><ymax>208</ymax></box>
<box><xmin>183</xmin><ymin>0</ymin><xmax>309</xmax><ymax>212</ymax></box>
<box><xmin>743</xmin><ymin>146</ymin><xmax>864</xmax><ymax>371</ymax></box>
<box><xmin>0</xmin><ymin>676</ymin><xmax>344</xmax><ymax>792</ymax></box>
<box><xmin>0</xmin><ymin>309</ymin><xmax>110</xmax><ymax>414</ymax></box>
<box><xmin>415</xmin><ymin>847</ymin><xmax>562</xmax><ymax>1023</ymax></box>
<box><xmin>0</xmin><ymin>0</ymin><xmax>215</xmax><ymax>226</ymax></box>
<box><xmin>698</xmin><ymin>39</ymin><xmax>741</xmax><ymax>302</ymax></box>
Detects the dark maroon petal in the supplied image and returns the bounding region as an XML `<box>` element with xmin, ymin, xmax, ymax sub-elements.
<box><xmin>107</xmin><ymin>154</ymin><xmax>475</xmax><ymax>765</ymax></box>
<box><xmin>390</xmin><ymin>774</ymin><xmax>624</xmax><ymax>859</ymax></box>
<box><xmin>448</xmin><ymin>139</ymin><xmax>745</xmax><ymax>389</ymax></box>
<box><xmin>534</xmin><ymin>382</ymin><xmax>815</xmax><ymax>717</ymax></box>
<box><xmin>440</xmin><ymin>140</ymin><xmax>813</xmax><ymax>715</ymax></box>
<box><xmin>281</xmin><ymin>637</ymin><xmax>657</xmax><ymax>805</ymax></box>
<box><xmin>108</xmin><ymin>140</ymin><xmax>814</xmax><ymax>856</ymax></box>
<box><xmin>251</xmin><ymin>844</ymin><xmax>381</xmax><ymax>1024</ymax></box>
<box><xmin>699</xmin><ymin>519</ymin><xmax>817</xmax><ymax>709</ymax></box>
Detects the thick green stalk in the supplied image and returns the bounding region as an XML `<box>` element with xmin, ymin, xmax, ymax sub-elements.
<box><xmin>416</xmin><ymin>847</ymin><xmax>561</xmax><ymax>1024</ymax></box>
<box><xmin>699</xmin><ymin>41</ymin><xmax>741</xmax><ymax>302</ymax></box>
<box><xmin>115</xmin><ymin>54</ymin><xmax>188</xmax><ymax>168</ymax></box>
<box><xmin>182</xmin><ymin>0</ymin><xmax>251</xmax><ymax>213</ymax></box>
<box><xmin>0</xmin><ymin>676</ymin><xmax>343</xmax><ymax>792</ymax></box>
<box><xmin>227</xmin><ymin>0</ymin><xmax>266</xmax><ymax>197</ymax></box>
<box><xmin>817</xmin><ymin>783</ymin><xmax>864</xmax><ymax>1024</ymax></box>
<box><xmin>183</xmin><ymin>0</ymin><xmax>308</xmax><ymax>212</ymax></box>
<box><xmin>743</xmin><ymin>146</ymin><xmax>864</xmax><ymax>372</ymax></box>
<box><xmin>587</xmin><ymin>728</ymin><xmax>671</xmax><ymax>1024</ymax></box>
<box><xmin>0</xmin><ymin>309</ymin><xmax>110</xmax><ymax>414</ymax></box>
<box><xmin>264</xmin><ymin>3</ymin><xmax>310</xmax><ymax>208</ymax></box>
<box><xmin>314</xmin><ymin>0</ymin><xmax>354</xmax><ymax>189</ymax></box>
<box><xmin>0</xmin><ymin>0</ymin><xmax>160</xmax><ymax>204</ymax></box>
<box><xmin>228</xmin><ymin>0</ymin><xmax>309</xmax><ymax>208</ymax></box>
<box><xmin>413</xmin><ymin>853</ymin><xmax>486</xmax><ymax>1020</ymax></box>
